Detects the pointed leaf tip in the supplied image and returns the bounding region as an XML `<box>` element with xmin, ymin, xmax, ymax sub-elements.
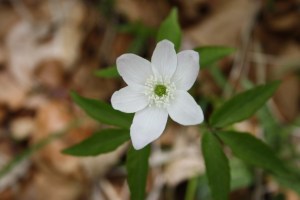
<box><xmin>157</xmin><ymin>8</ymin><xmax>182</xmax><ymax>51</ymax></box>
<box><xmin>209</xmin><ymin>81</ymin><xmax>280</xmax><ymax>128</ymax></box>
<box><xmin>194</xmin><ymin>46</ymin><xmax>236</xmax><ymax>68</ymax></box>
<box><xmin>62</xmin><ymin>129</ymin><xmax>130</xmax><ymax>156</ymax></box>
<box><xmin>71</xmin><ymin>92</ymin><xmax>133</xmax><ymax>129</ymax></box>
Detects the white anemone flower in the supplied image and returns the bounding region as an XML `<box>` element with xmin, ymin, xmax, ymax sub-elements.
<box><xmin>111</xmin><ymin>40</ymin><xmax>204</xmax><ymax>150</ymax></box>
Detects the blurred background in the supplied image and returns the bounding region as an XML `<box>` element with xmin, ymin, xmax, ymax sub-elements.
<box><xmin>0</xmin><ymin>0</ymin><xmax>299</xmax><ymax>199</ymax></box>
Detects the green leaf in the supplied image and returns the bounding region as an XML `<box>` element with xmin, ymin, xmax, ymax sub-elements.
<box><xmin>208</xmin><ymin>64</ymin><xmax>228</xmax><ymax>89</ymax></box>
<box><xmin>118</xmin><ymin>22</ymin><xmax>155</xmax><ymax>36</ymax></box>
<box><xmin>126</xmin><ymin>145</ymin><xmax>151</xmax><ymax>200</ymax></box>
<box><xmin>194</xmin><ymin>46</ymin><xmax>235</xmax><ymax>68</ymax></box>
<box><xmin>209</xmin><ymin>81</ymin><xmax>280</xmax><ymax>127</ymax></box>
<box><xmin>157</xmin><ymin>8</ymin><xmax>181</xmax><ymax>51</ymax></box>
<box><xmin>257</xmin><ymin>105</ymin><xmax>282</xmax><ymax>150</ymax></box>
<box><xmin>62</xmin><ymin>129</ymin><xmax>130</xmax><ymax>156</ymax></box>
<box><xmin>94</xmin><ymin>66</ymin><xmax>119</xmax><ymax>78</ymax></box>
<box><xmin>275</xmin><ymin>172</ymin><xmax>300</xmax><ymax>195</ymax></box>
<box><xmin>217</xmin><ymin>131</ymin><xmax>287</xmax><ymax>175</ymax></box>
<box><xmin>71</xmin><ymin>92</ymin><xmax>132</xmax><ymax>129</ymax></box>
<box><xmin>202</xmin><ymin>133</ymin><xmax>230</xmax><ymax>200</ymax></box>
<box><xmin>118</xmin><ymin>22</ymin><xmax>155</xmax><ymax>54</ymax></box>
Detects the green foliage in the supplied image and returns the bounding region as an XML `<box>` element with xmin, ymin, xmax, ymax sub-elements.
<box><xmin>71</xmin><ymin>92</ymin><xmax>132</xmax><ymax>129</ymax></box>
<box><xmin>194</xmin><ymin>46</ymin><xmax>235</xmax><ymax>68</ymax></box>
<box><xmin>257</xmin><ymin>106</ymin><xmax>283</xmax><ymax>150</ymax></box>
<box><xmin>275</xmin><ymin>173</ymin><xmax>300</xmax><ymax>195</ymax></box>
<box><xmin>119</xmin><ymin>22</ymin><xmax>155</xmax><ymax>54</ymax></box>
<box><xmin>229</xmin><ymin>158</ymin><xmax>253</xmax><ymax>190</ymax></box>
<box><xmin>209</xmin><ymin>81</ymin><xmax>280</xmax><ymax>127</ymax></box>
<box><xmin>62</xmin><ymin>129</ymin><xmax>130</xmax><ymax>156</ymax></box>
<box><xmin>118</xmin><ymin>22</ymin><xmax>155</xmax><ymax>37</ymax></box>
<box><xmin>157</xmin><ymin>8</ymin><xmax>181</xmax><ymax>51</ymax></box>
<box><xmin>185</xmin><ymin>177</ymin><xmax>199</xmax><ymax>200</ymax></box>
<box><xmin>67</xmin><ymin>6</ymin><xmax>298</xmax><ymax>199</ymax></box>
<box><xmin>207</xmin><ymin>64</ymin><xmax>228</xmax><ymax>89</ymax></box>
<box><xmin>196</xmin><ymin>175</ymin><xmax>213</xmax><ymax>200</ymax></box>
<box><xmin>94</xmin><ymin>66</ymin><xmax>119</xmax><ymax>78</ymax></box>
<box><xmin>95</xmin><ymin>45</ymin><xmax>236</xmax><ymax>79</ymax></box>
<box><xmin>95</xmin><ymin>22</ymin><xmax>155</xmax><ymax>79</ymax></box>
<box><xmin>219</xmin><ymin>130</ymin><xmax>300</xmax><ymax>194</ymax></box>
<box><xmin>202</xmin><ymin>132</ymin><xmax>230</xmax><ymax>200</ymax></box>
<box><xmin>97</xmin><ymin>0</ymin><xmax>115</xmax><ymax>18</ymax></box>
<box><xmin>95</xmin><ymin>17</ymin><xmax>236</xmax><ymax>80</ymax></box>
<box><xmin>126</xmin><ymin>145</ymin><xmax>151</xmax><ymax>200</ymax></box>
<box><xmin>217</xmin><ymin>131</ymin><xmax>287</xmax><ymax>175</ymax></box>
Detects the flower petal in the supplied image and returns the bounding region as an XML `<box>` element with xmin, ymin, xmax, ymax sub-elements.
<box><xmin>172</xmin><ymin>50</ymin><xmax>199</xmax><ymax>90</ymax></box>
<box><xmin>111</xmin><ymin>86</ymin><xmax>149</xmax><ymax>113</ymax></box>
<box><xmin>151</xmin><ymin>40</ymin><xmax>177</xmax><ymax>80</ymax></box>
<box><xmin>167</xmin><ymin>90</ymin><xmax>204</xmax><ymax>125</ymax></box>
<box><xmin>117</xmin><ymin>54</ymin><xmax>152</xmax><ymax>86</ymax></box>
<box><xmin>130</xmin><ymin>107</ymin><xmax>168</xmax><ymax>150</ymax></box>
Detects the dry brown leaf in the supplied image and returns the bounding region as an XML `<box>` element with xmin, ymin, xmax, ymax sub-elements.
<box><xmin>233</xmin><ymin>121</ymin><xmax>259</xmax><ymax>136</ymax></box>
<box><xmin>0</xmin><ymin>4</ymin><xmax>19</xmax><ymax>40</ymax></box>
<box><xmin>273</xmin><ymin>74</ymin><xmax>300</xmax><ymax>122</ymax></box>
<box><xmin>0</xmin><ymin>45</ymin><xmax>7</xmax><ymax>67</ymax></box>
<box><xmin>164</xmin><ymin>129</ymin><xmax>204</xmax><ymax>186</ymax></box>
<box><xmin>5</xmin><ymin>0</ymin><xmax>85</xmax><ymax>88</ymax></box>
<box><xmin>18</xmin><ymin>169</ymin><xmax>87</xmax><ymax>200</ymax></box>
<box><xmin>286</xmin><ymin>190</ymin><xmax>300</xmax><ymax>200</ymax></box>
<box><xmin>0</xmin><ymin>72</ymin><xmax>26</xmax><ymax>109</ymax></box>
<box><xmin>10</xmin><ymin>116</ymin><xmax>35</xmax><ymax>140</ymax></box>
<box><xmin>33</xmin><ymin>100</ymin><xmax>83</xmax><ymax>177</ymax></box>
<box><xmin>116</xmin><ymin>0</ymin><xmax>170</xmax><ymax>27</ymax></box>
<box><xmin>151</xmin><ymin>126</ymin><xmax>204</xmax><ymax>186</ymax></box>
<box><xmin>71</xmin><ymin>64</ymin><xmax>119</xmax><ymax>100</ymax></box>
<box><xmin>185</xmin><ymin>0</ymin><xmax>257</xmax><ymax>46</ymax></box>
<box><xmin>34</xmin><ymin>60</ymin><xmax>65</xmax><ymax>89</ymax></box>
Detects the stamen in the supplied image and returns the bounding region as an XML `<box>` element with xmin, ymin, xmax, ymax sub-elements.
<box><xmin>144</xmin><ymin>75</ymin><xmax>176</xmax><ymax>108</ymax></box>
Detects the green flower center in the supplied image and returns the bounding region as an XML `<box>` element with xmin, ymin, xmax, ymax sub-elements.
<box><xmin>154</xmin><ymin>84</ymin><xmax>167</xmax><ymax>97</ymax></box>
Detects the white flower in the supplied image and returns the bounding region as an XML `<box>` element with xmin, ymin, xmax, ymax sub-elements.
<box><xmin>111</xmin><ymin>40</ymin><xmax>204</xmax><ymax>150</ymax></box>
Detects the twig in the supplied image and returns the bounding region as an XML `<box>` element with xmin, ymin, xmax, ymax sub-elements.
<box><xmin>223</xmin><ymin>1</ymin><xmax>261</xmax><ymax>97</ymax></box>
<box><xmin>0</xmin><ymin>119</ymin><xmax>82</xmax><ymax>179</ymax></box>
<box><xmin>99</xmin><ymin>178</ymin><xmax>123</xmax><ymax>200</ymax></box>
<box><xmin>254</xmin><ymin>40</ymin><xmax>266</xmax><ymax>84</ymax></box>
<box><xmin>252</xmin><ymin>169</ymin><xmax>265</xmax><ymax>200</ymax></box>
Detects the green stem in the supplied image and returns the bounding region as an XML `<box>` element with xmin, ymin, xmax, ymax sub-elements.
<box><xmin>0</xmin><ymin>119</ymin><xmax>81</xmax><ymax>179</ymax></box>
<box><xmin>184</xmin><ymin>176</ymin><xmax>198</xmax><ymax>200</ymax></box>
